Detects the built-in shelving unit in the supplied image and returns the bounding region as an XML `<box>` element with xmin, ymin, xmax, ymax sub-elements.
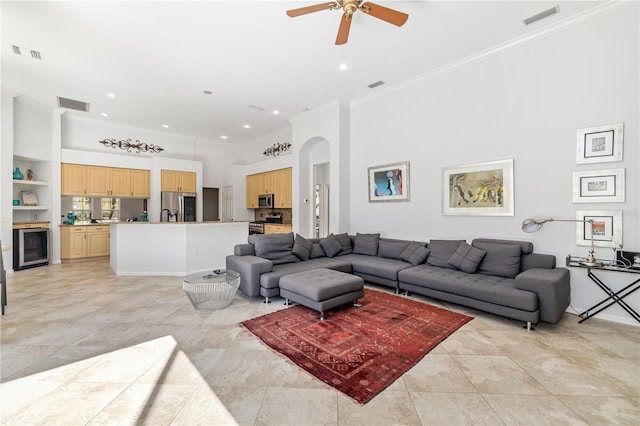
<box><xmin>12</xmin><ymin>156</ymin><xmax>52</xmax><ymax>223</ymax></box>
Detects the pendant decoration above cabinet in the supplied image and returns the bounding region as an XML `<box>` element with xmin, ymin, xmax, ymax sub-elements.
<box><xmin>99</xmin><ymin>138</ymin><xmax>164</xmax><ymax>154</ymax></box>
<box><xmin>263</xmin><ymin>142</ymin><xmax>292</xmax><ymax>157</ymax></box>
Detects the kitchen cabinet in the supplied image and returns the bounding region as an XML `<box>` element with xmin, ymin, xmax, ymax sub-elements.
<box><xmin>61</xmin><ymin>164</ymin><xmax>150</xmax><ymax>197</ymax></box>
<box><xmin>245</xmin><ymin>173</ymin><xmax>264</xmax><ymax>208</ymax></box>
<box><xmin>61</xmin><ymin>163</ymin><xmax>87</xmax><ymax>195</ymax></box>
<box><xmin>275</xmin><ymin>168</ymin><xmax>292</xmax><ymax>208</ymax></box>
<box><xmin>61</xmin><ymin>225</ymin><xmax>109</xmax><ymax>259</ymax></box>
<box><xmin>130</xmin><ymin>169</ymin><xmax>150</xmax><ymax>197</ymax></box>
<box><xmin>86</xmin><ymin>166</ymin><xmax>131</xmax><ymax>197</ymax></box>
<box><xmin>264</xmin><ymin>224</ymin><xmax>292</xmax><ymax>234</ymax></box>
<box><xmin>245</xmin><ymin>167</ymin><xmax>292</xmax><ymax>209</ymax></box>
<box><xmin>161</xmin><ymin>170</ymin><xmax>197</xmax><ymax>192</ymax></box>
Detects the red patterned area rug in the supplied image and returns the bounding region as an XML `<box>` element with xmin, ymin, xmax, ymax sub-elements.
<box><xmin>241</xmin><ymin>288</ymin><xmax>473</xmax><ymax>404</ymax></box>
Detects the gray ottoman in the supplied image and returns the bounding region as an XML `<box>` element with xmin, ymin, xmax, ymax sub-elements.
<box><xmin>279</xmin><ymin>268</ymin><xmax>365</xmax><ymax>320</ymax></box>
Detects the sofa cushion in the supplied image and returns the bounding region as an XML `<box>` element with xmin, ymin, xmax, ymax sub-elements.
<box><xmin>398</xmin><ymin>264</ymin><xmax>537</xmax><ymax>312</ymax></box>
<box><xmin>473</xmin><ymin>241</ymin><xmax>521</xmax><ymax>278</ymax></box>
<box><xmin>343</xmin><ymin>254</ymin><xmax>413</xmax><ymax>281</ymax></box>
<box><xmin>252</xmin><ymin>233</ymin><xmax>300</xmax><ymax>265</ymax></box>
<box><xmin>448</xmin><ymin>241</ymin><xmax>486</xmax><ymax>273</ymax></box>
<box><xmin>378</xmin><ymin>240</ymin><xmax>411</xmax><ymax>260</ymax></box>
<box><xmin>353</xmin><ymin>233</ymin><xmax>380</xmax><ymax>256</ymax></box>
<box><xmin>332</xmin><ymin>232</ymin><xmax>353</xmax><ymax>255</ymax></box>
<box><xmin>401</xmin><ymin>242</ymin><xmax>431</xmax><ymax>266</ymax></box>
<box><xmin>427</xmin><ymin>240</ymin><xmax>465</xmax><ymax>268</ymax></box>
<box><xmin>292</xmin><ymin>234</ymin><xmax>313</xmax><ymax>260</ymax></box>
<box><xmin>320</xmin><ymin>235</ymin><xmax>342</xmax><ymax>258</ymax></box>
<box><xmin>310</xmin><ymin>243</ymin><xmax>326</xmax><ymax>259</ymax></box>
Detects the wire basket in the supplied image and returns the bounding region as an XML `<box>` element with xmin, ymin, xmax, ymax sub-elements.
<box><xmin>183</xmin><ymin>270</ymin><xmax>240</xmax><ymax>310</ymax></box>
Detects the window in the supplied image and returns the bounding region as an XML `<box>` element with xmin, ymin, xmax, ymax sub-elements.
<box><xmin>71</xmin><ymin>197</ymin><xmax>91</xmax><ymax>223</ymax></box>
<box><xmin>101</xmin><ymin>198</ymin><xmax>119</xmax><ymax>221</ymax></box>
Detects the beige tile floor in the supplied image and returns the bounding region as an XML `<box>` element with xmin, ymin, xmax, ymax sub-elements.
<box><xmin>1</xmin><ymin>259</ymin><xmax>638</xmax><ymax>425</ymax></box>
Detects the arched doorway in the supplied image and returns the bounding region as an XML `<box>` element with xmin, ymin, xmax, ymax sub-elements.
<box><xmin>297</xmin><ymin>137</ymin><xmax>330</xmax><ymax>237</ymax></box>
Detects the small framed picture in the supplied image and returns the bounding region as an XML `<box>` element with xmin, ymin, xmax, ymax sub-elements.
<box><xmin>573</xmin><ymin>169</ymin><xmax>625</xmax><ymax>203</ymax></box>
<box><xmin>21</xmin><ymin>190</ymin><xmax>39</xmax><ymax>206</ymax></box>
<box><xmin>442</xmin><ymin>159</ymin><xmax>514</xmax><ymax>216</ymax></box>
<box><xmin>367</xmin><ymin>161</ymin><xmax>410</xmax><ymax>202</ymax></box>
<box><xmin>576</xmin><ymin>122</ymin><xmax>623</xmax><ymax>164</ymax></box>
<box><xmin>575</xmin><ymin>210</ymin><xmax>622</xmax><ymax>248</ymax></box>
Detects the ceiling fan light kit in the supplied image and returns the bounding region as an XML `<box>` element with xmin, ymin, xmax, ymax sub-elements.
<box><xmin>286</xmin><ymin>0</ymin><xmax>409</xmax><ymax>45</ymax></box>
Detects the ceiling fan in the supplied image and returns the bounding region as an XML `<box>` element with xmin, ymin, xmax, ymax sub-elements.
<box><xmin>286</xmin><ymin>1</ymin><xmax>409</xmax><ymax>45</ymax></box>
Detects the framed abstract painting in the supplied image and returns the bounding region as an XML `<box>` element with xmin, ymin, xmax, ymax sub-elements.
<box><xmin>572</xmin><ymin>169</ymin><xmax>625</xmax><ymax>203</ymax></box>
<box><xmin>367</xmin><ymin>161</ymin><xmax>410</xmax><ymax>202</ymax></box>
<box><xmin>576</xmin><ymin>122</ymin><xmax>623</xmax><ymax>164</ymax></box>
<box><xmin>575</xmin><ymin>210</ymin><xmax>622</xmax><ymax>248</ymax></box>
<box><xmin>443</xmin><ymin>159</ymin><xmax>514</xmax><ymax>216</ymax></box>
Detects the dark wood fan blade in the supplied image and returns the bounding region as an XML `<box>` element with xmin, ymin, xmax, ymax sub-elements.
<box><xmin>335</xmin><ymin>12</ymin><xmax>352</xmax><ymax>45</ymax></box>
<box><xmin>286</xmin><ymin>2</ymin><xmax>338</xmax><ymax>17</ymax></box>
<box><xmin>361</xmin><ymin>2</ymin><xmax>409</xmax><ymax>26</ymax></box>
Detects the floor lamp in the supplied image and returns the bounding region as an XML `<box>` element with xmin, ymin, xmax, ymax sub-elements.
<box><xmin>521</xmin><ymin>218</ymin><xmax>603</xmax><ymax>267</ymax></box>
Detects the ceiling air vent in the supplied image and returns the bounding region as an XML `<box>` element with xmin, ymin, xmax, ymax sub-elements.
<box><xmin>368</xmin><ymin>80</ymin><xmax>385</xmax><ymax>89</ymax></box>
<box><xmin>523</xmin><ymin>6</ymin><xmax>559</xmax><ymax>26</ymax></box>
<box><xmin>57</xmin><ymin>96</ymin><xmax>90</xmax><ymax>112</ymax></box>
<box><xmin>248</xmin><ymin>105</ymin><xmax>264</xmax><ymax>112</ymax></box>
<box><xmin>12</xmin><ymin>45</ymin><xmax>42</xmax><ymax>60</ymax></box>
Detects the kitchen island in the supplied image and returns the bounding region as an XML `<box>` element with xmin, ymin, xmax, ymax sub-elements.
<box><xmin>110</xmin><ymin>221</ymin><xmax>248</xmax><ymax>276</ymax></box>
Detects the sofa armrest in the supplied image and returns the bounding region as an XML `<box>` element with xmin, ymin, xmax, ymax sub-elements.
<box><xmin>226</xmin><ymin>255</ymin><xmax>273</xmax><ymax>297</ymax></box>
<box><xmin>515</xmin><ymin>268</ymin><xmax>570</xmax><ymax>324</ymax></box>
<box><xmin>234</xmin><ymin>243</ymin><xmax>255</xmax><ymax>256</ymax></box>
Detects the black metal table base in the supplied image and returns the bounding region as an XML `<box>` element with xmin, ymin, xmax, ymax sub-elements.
<box><xmin>578</xmin><ymin>270</ymin><xmax>640</xmax><ymax>323</ymax></box>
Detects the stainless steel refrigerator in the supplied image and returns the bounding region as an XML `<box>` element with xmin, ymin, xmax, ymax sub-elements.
<box><xmin>161</xmin><ymin>192</ymin><xmax>196</xmax><ymax>222</ymax></box>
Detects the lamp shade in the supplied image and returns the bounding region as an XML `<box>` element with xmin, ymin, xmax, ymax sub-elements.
<box><xmin>521</xmin><ymin>218</ymin><xmax>543</xmax><ymax>233</ymax></box>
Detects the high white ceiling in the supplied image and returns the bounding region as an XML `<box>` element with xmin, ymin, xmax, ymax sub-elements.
<box><xmin>1</xmin><ymin>1</ymin><xmax>606</xmax><ymax>146</ymax></box>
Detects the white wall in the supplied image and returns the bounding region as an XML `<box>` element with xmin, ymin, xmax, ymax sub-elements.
<box><xmin>348</xmin><ymin>4</ymin><xmax>639</xmax><ymax>324</ymax></box>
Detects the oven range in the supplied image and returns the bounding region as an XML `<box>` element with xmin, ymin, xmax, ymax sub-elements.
<box><xmin>248</xmin><ymin>221</ymin><xmax>265</xmax><ymax>235</ymax></box>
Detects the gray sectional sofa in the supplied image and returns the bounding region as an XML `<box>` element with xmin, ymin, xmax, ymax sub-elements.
<box><xmin>226</xmin><ymin>232</ymin><xmax>571</xmax><ymax>329</ymax></box>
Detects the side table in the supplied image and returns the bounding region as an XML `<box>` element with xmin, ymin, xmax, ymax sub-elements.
<box><xmin>183</xmin><ymin>269</ymin><xmax>240</xmax><ymax>310</ymax></box>
<box><xmin>566</xmin><ymin>255</ymin><xmax>640</xmax><ymax>323</ymax></box>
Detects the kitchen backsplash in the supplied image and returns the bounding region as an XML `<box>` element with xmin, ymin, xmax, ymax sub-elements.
<box><xmin>255</xmin><ymin>208</ymin><xmax>292</xmax><ymax>223</ymax></box>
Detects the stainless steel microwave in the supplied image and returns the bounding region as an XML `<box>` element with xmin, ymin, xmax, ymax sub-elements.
<box><xmin>258</xmin><ymin>194</ymin><xmax>274</xmax><ymax>208</ymax></box>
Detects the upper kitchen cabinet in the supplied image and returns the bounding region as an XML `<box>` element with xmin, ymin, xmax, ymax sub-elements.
<box><xmin>245</xmin><ymin>167</ymin><xmax>292</xmax><ymax>209</ymax></box>
<box><xmin>161</xmin><ymin>169</ymin><xmax>197</xmax><ymax>193</ymax></box>
<box><xmin>246</xmin><ymin>173</ymin><xmax>264</xmax><ymax>208</ymax></box>
<box><xmin>130</xmin><ymin>169</ymin><xmax>150</xmax><ymax>198</ymax></box>
<box><xmin>61</xmin><ymin>164</ymin><xmax>150</xmax><ymax>197</ymax></box>
<box><xmin>86</xmin><ymin>166</ymin><xmax>131</xmax><ymax>197</ymax></box>
<box><xmin>61</xmin><ymin>163</ymin><xmax>87</xmax><ymax>195</ymax></box>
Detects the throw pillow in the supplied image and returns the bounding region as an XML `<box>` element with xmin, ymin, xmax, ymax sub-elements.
<box><xmin>292</xmin><ymin>234</ymin><xmax>313</xmax><ymax>260</ymax></box>
<box><xmin>448</xmin><ymin>241</ymin><xmax>486</xmax><ymax>273</ymax></box>
<box><xmin>353</xmin><ymin>233</ymin><xmax>380</xmax><ymax>256</ymax></box>
<box><xmin>427</xmin><ymin>240</ymin><xmax>465</xmax><ymax>269</ymax></box>
<box><xmin>473</xmin><ymin>241</ymin><xmax>521</xmax><ymax>278</ymax></box>
<box><xmin>252</xmin><ymin>232</ymin><xmax>300</xmax><ymax>265</ymax></box>
<box><xmin>401</xmin><ymin>242</ymin><xmax>431</xmax><ymax>266</ymax></box>
<box><xmin>309</xmin><ymin>243</ymin><xmax>326</xmax><ymax>259</ymax></box>
<box><xmin>320</xmin><ymin>235</ymin><xmax>343</xmax><ymax>258</ymax></box>
<box><xmin>377</xmin><ymin>240</ymin><xmax>411</xmax><ymax>259</ymax></box>
<box><xmin>332</xmin><ymin>232</ymin><xmax>353</xmax><ymax>255</ymax></box>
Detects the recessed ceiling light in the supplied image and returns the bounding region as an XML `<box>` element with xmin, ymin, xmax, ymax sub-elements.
<box><xmin>203</xmin><ymin>90</ymin><xmax>213</xmax><ymax>95</ymax></box>
<box><xmin>107</xmin><ymin>93</ymin><xmax>117</xmax><ymax>98</ymax></box>
<box><xmin>101</xmin><ymin>113</ymin><xmax>109</xmax><ymax>117</ymax></box>
<box><xmin>220</xmin><ymin>135</ymin><xmax>228</xmax><ymax>140</ymax></box>
<box><xmin>162</xmin><ymin>124</ymin><xmax>169</xmax><ymax>128</ymax></box>
<box><xmin>243</xmin><ymin>124</ymin><xmax>252</xmax><ymax>129</ymax></box>
<box><xmin>272</xmin><ymin>110</ymin><xmax>280</xmax><ymax>115</ymax></box>
<box><xmin>338</xmin><ymin>63</ymin><xmax>350</xmax><ymax>71</ymax></box>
